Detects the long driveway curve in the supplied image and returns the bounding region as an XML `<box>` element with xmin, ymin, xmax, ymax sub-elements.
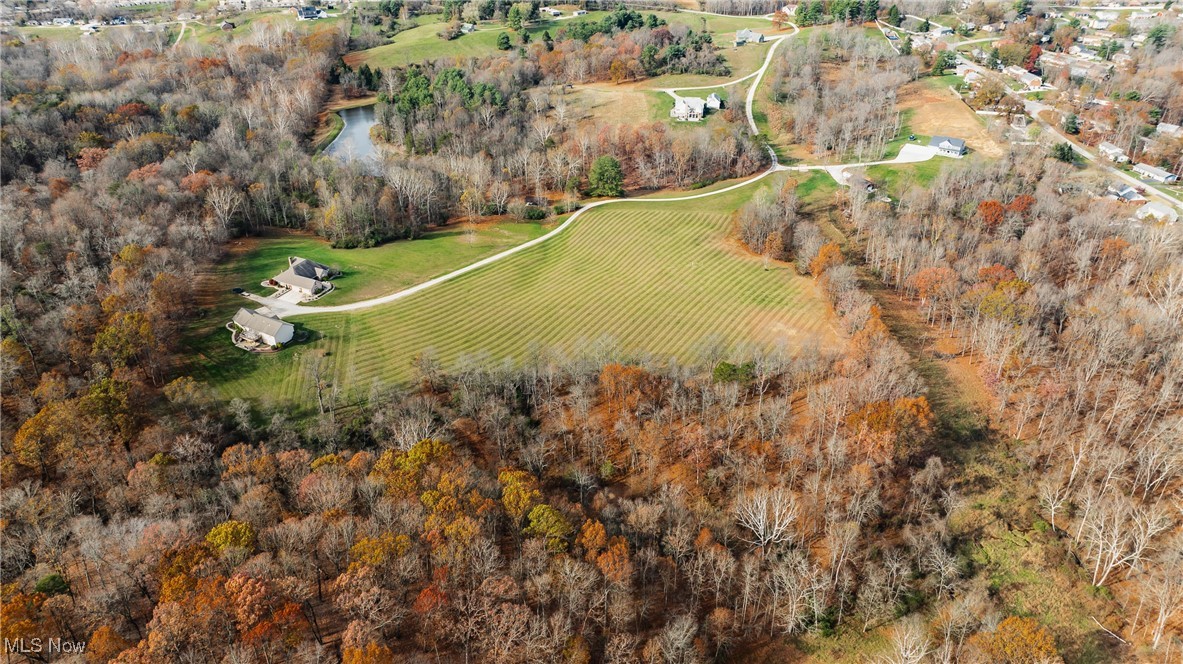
<box><xmin>256</xmin><ymin>20</ymin><xmax>943</xmax><ymax>319</ymax></box>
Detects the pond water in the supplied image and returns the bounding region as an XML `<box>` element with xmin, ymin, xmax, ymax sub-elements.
<box><xmin>325</xmin><ymin>104</ymin><xmax>379</xmax><ymax>167</ymax></box>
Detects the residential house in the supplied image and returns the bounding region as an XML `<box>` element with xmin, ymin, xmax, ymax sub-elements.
<box><xmin>706</xmin><ymin>93</ymin><xmax>722</xmax><ymax>110</ymax></box>
<box><xmin>1004</xmin><ymin>65</ymin><xmax>1042</xmax><ymax>89</ymax></box>
<box><xmin>294</xmin><ymin>6</ymin><xmax>325</xmax><ymax>20</ymax></box>
<box><xmin>735</xmin><ymin>28</ymin><xmax>765</xmax><ymax>46</ymax></box>
<box><xmin>956</xmin><ymin>64</ymin><xmax>984</xmax><ymax>84</ymax></box>
<box><xmin>1132</xmin><ymin>163</ymin><xmax>1179</xmax><ymax>183</ymax></box>
<box><xmin>929</xmin><ymin>135</ymin><xmax>967</xmax><ymax>157</ymax></box>
<box><xmin>1155</xmin><ymin>123</ymin><xmax>1183</xmax><ymax>139</ymax></box>
<box><xmin>1106</xmin><ymin>184</ymin><xmax>1146</xmax><ymax>203</ymax></box>
<box><xmin>232</xmin><ymin>308</ymin><xmax>294</xmax><ymax>347</ymax></box>
<box><xmin>274</xmin><ymin>256</ymin><xmax>335</xmax><ymax>296</ymax></box>
<box><xmin>1097</xmin><ymin>141</ymin><xmax>1129</xmax><ymax>163</ymax></box>
<box><xmin>670</xmin><ymin>96</ymin><xmax>706</xmax><ymax>122</ymax></box>
<box><xmin>460</xmin><ymin>22</ymin><xmax>476</xmax><ymax>33</ymax></box>
<box><xmin>52</xmin><ymin>17</ymin><xmax>73</xmax><ymax>25</ymax></box>
<box><xmin>1134</xmin><ymin>201</ymin><xmax>1179</xmax><ymax>224</ymax></box>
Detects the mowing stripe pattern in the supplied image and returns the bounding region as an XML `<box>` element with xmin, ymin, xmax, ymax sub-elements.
<box><xmin>198</xmin><ymin>192</ymin><xmax>841</xmax><ymax>407</ymax></box>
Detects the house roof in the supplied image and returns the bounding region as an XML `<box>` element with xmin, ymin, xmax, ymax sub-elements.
<box><xmin>288</xmin><ymin>257</ymin><xmax>333</xmax><ymax>280</ymax></box>
<box><xmin>736</xmin><ymin>28</ymin><xmax>760</xmax><ymax>41</ymax></box>
<box><xmin>929</xmin><ymin>136</ymin><xmax>966</xmax><ymax>151</ymax></box>
<box><xmin>676</xmin><ymin>97</ymin><xmax>706</xmax><ymax>114</ymax></box>
<box><xmin>233</xmin><ymin>308</ymin><xmax>291</xmax><ymax>338</ymax></box>
<box><xmin>1156</xmin><ymin>123</ymin><xmax>1182</xmax><ymax>138</ymax></box>
<box><xmin>1098</xmin><ymin>141</ymin><xmax>1125</xmax><ymax>154</ymax></box>
<box><xmin>1134</xmin><ymin>163</ymin><xmax>1174</xmax><ymax>179</ymax></box>
<box><xmin>1135</xmin><ymin>201</ymin><xmax>1178</xmax><ymax>222</ymax></box>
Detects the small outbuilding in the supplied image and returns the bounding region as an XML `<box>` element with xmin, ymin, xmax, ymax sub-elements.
<box><xmin>706</xmin><ymin>93</ymin><xmax>723</xmax><ymax>110</ymax></box>
<box><xmin>232</xmin><ymin>308</ymin><xmax>294</xmax><ymax>348</ymax></box>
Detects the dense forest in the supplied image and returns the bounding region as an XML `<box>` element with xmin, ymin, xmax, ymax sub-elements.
<box><xmin>2</xmin><ymin>3</ymin><xmax>1183</xmax><ymax>663</ymax></box>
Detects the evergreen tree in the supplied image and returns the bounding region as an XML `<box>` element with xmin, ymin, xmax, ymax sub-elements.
<box><xmin>1051</xmin><ymin>142</ymin><xmax>1076</xmax><ymax>162</ymax></box>
<box><xmin>863</xmin><ymin>0</ymin><xmax>879</xmax><ymax>22</ymax></box>
<box><xmin>887</xmin><ymin>4</ymin><xmax>901</xmax><ymax>27</ymax></box>
<box><xmin>1062</xmin><ymin>113</ymin><xmax>1080</xmax><ymax>134</ymax></box>
<box><xmin>588</xmin><ymin>156</ymin><xmax>624</xmax><ymax>197</ymax></box>
<box><xmin>496</xmin><ymin>31</ymin><xmax>512</xmax><ymax>49</ymax></box>
<box><xmin>900</xmin><ymin>35</ymin><xmax>912</xmax><ymax>55</ymax></box>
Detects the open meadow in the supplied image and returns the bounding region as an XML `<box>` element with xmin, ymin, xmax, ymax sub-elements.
<box><xmin>344</xmin><ymin>11</ymin><xmax>778</xmax><ymax>70</ymax></box>
<box><xmin>191</xmin><ymin>174</ymin><xmax>842</xmax><ymax>408</ymax></box>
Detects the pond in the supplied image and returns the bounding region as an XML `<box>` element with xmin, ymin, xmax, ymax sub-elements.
<box><xmin>325</xmin><ymin>104</ymin><xmax>379</xmax><ymax>168</ymax></box>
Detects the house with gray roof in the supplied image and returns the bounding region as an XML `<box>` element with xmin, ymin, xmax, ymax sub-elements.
<box><xmin>735</xmin><ymin>28</ymin><xmax>765</xmax><ymax>46</ymax></box>
<box><xmin>670</xmin><ymin>96</ymin><xmax>706</xmax><ymax>122</ymax></box>
<box><xmin>232</xmin><ymin>308</ymin><xmax>294</xmax><ymax>348</ymax></box>
<box><xmin>929</xmin><ymin>135</ymin><xmax>966</xmax><ymax>157</ymax></box>
<box><xmin>1133</xmin><ymin>163</ymin><xmax>1179</xmax><ymax>184</ymax></box>
<box><xmin>1134</xmin><ymin>201</ymin><xmax>1178</xmax><ymax>224</ymax></box>
<box><xmin>274</xmin><ymin>256</ymin><xmax>335</xmax><ymax>297</ymax></box>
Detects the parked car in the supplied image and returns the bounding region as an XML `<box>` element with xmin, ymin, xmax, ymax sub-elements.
<box><xmin>232</xmin><ymin>287</ymin><xmax>245</xmax><ymax>295</ymax></box>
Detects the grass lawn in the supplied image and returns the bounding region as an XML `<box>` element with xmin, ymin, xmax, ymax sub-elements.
<box><xmin>345</xmin><ymin>11</ymin><xmax>774</xmax><ymax>70</ymax></box>
<box><xmin>866</xmin><ymin>159</ymin><xmax>946</xmax><ymax>195</ymax></box>
<box><xmin>344</xmin><ymin>15</ymin><xmax>555</xmax><ymax>69</ymax></box>
<box><xmin>190</xmin><ymin>174</ymin><xmax>842</xmax><ymax>407</ymax></box>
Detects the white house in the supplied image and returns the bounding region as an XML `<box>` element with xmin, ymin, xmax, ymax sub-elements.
<box><xmin>294</xmin><ymin>6</ymin><xmax>326</xmax><ymax>20</ymax></box>
<box><xmin>1133</xmin><ymin>163</ymin><xmax>1179</xmax><ymax>184</ymax></box>
<box><xmin>1155</xmin><ymin>123</ymin><xmax>1183</xmax><ymax>139</ymax></box>
<box><xmin>1097</xmin><ymin>141</ymin><xmax>1128</xmax><ymax>163</ymax></box>
<box><xmin>274</xmin><ymin>256</ymin><xmax>335</xmax><ymax>297</ymax></box>
<box><xmin>929</xmin><ymin>135</ymin><xmax>967</xmax><ymax>157</ymax></box>
<box><xmin>1134</xmin><ymin>201</ymin><xmax>1179</xmax><ymax>224</ymax></box>
<box><xmin>735</xmin><ymin>28</ymin><xmax>765</xmax><ymax>46</ymax></box>
<box><xmin>232</xmin><ymin>308</ymin><xmax>294</xmax><ymax>348</ymax></box>
<box><xmin>706</xmin><ymin>93</ymin><xmax>722</xmax><ymax>110</ymax></box>
<box><xmin>670</xmin><ymin>96</ymin><xmax>706</xmax><ymax>122</ymax></box>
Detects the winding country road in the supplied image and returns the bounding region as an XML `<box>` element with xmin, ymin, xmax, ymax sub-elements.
<box><xmin>254</xmin><ymin>19</ymin><xmax>945</xmax><ymax>319</ymax></box>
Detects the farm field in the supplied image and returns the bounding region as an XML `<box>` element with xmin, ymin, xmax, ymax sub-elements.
<box><xmin>344</xmin><ymin>11</ymin><xmax>776</xmax><ymax>70</ymax></box>
<box><xmin>192</xmin><ymin>174</ymin><xmax>842</xmax><ymax>408</ymax></box>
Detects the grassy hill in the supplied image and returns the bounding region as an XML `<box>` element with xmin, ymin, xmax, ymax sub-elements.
<box><xmin>191</xmin><ymin>174</ymin><xmax>842</xmax><ymax>410</ymax></box>
<box><xmin>344</xmin><ymin>11</ymin><xmax>776</xmax><ymax>70</ymax></box>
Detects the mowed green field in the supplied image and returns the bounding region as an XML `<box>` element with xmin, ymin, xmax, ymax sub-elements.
<box><xmin>193</xmin><ymin>175</ymin><xmax>841</xmax><ymax>408</ymax></box>
<box><xmin>345</xmin><ymin>11</ymin><xmax>775</xmax><ymax>70</ymax></box>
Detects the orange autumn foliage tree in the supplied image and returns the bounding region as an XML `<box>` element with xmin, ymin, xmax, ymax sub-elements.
<box><xmin>343</xmin><ymin>643</ymin><xmax>395</xmax><ymax>664</ymax></box>
<box><xmin>845</xmin><ymin>396</ymin><xmax>935</xmax><ymax>463</ymax></box>
<box><xmin>977</xmin><ymin>200</ymin><xmax>1006</xmax><ymax>229</ymax></box>
<box><xmin>968</xmin><ymin>616</ymin><xmax>1060</xmax><ymax>664</ymax></box>
<box><xmin>809</xmin><ymin>241</ymin><xmax>844</xmax><ymax>277</ymax></box>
